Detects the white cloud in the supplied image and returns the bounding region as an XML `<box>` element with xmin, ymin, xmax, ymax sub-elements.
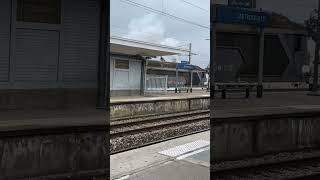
<box><xmin>161</xmin><ymin>38</ymin><xmax>180</xmax><ymax>47</ymax></box>
<box><xmin>124</xmin><ymin>13</ymin><xmax>180</xmax><ymax>47</ymax></box>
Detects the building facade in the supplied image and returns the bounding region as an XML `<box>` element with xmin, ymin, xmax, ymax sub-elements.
<box><xmin>110</xmin><ymin>54</ymin><xmax>143</xmax><ymax>96</ymax></box>
<box><xmin>0</xmin><ymin>0</ymin><xmax>107</xmax><ymax>109</ymax></box>
<box><xmin>110</xmin><ymin>36</ymin><xmax>189</xmax><ymax>96</ymax></box>
<box><xmin>213</xmin><ymin>0</ymin><xmax>311</xmax><ymax>89</ymax></box>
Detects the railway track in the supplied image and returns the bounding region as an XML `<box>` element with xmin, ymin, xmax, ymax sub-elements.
<box><xmin>212</xmin><ymin>150</ymin><xmax>320</xmax><ymax>180</ymax></box>
<box><xmin>110</xmin><ymin>110</ymin><xmax>210</xmax><ymax>154</ymax></box>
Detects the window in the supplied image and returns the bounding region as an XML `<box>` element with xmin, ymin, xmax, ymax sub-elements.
<box><xmin>17</xmin><ymin>0</ymin><xmax>61</xmax><ymax>24</ymax></box>
<box><xmin>115</xmin><ymin>60</ymin><xmax>129</xmax><ymax>70</ymax></box>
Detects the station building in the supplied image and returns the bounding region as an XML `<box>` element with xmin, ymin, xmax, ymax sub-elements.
<box><xmin>214</xmin><ymin>0</ymin><xmax>314</xmax><ymax>89</ymax></box>
<box><xmin>0</xmin><ymin>0</ymin><xmax>109</xmax><ymax>110</ymax></box>
<box><xmin>110</xmin><ymin>36</ymin><xmax>192</xmax><ymax>96</ymax></box>
<box><xmin>146</xmin><ymin>60</ymin><xmax>208</xmax><ymax>90</ymax></box>
<box><xmin>213</xmin><ymin>3</ymin><xmax>309</xmax><ymax>89</ymax></box>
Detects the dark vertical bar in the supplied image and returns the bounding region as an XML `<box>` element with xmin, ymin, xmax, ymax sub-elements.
<box><xmin>210</xmin><ymin>0</ymin><xmax>216</xmax><ymax>173</ymax></box>
<box><xmin>210</xmin><ymin>0</ymin><xmax>216</xmax><ymax>109</ymax></box>
<box><xmin>141</xmin><ymin>58</ymin><xmax>146</xmax><ymax>96</ymax></box>
<box><xmin>97</xmin><ymin>0</ymin><xmax>109</xmax><ymax>109</ymax></box>
<box><xmin>105</xmin><ymin>0</ymin><xmax>110</xmax><ymax>179</ymax></box>
<box><xmin>97</xmin><ymin>0</ymin><xmax>110</xmax><ymax>178</ymax></box>
<box><xmin>257</xmin><ymin>26</ymin><xmax>264</xmax><ymax>98</ymax></box>
<box><xmin>252</xmin><ymin>0</ymin><xmax>256</xmax><ymax>8</ymax></box>
<box><xmin>175</xmin><ymin>68</ymin><xmax>178</xmax><ymax>93</ymax></box>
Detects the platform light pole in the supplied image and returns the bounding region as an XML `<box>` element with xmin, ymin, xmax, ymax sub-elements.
<box><xmin>175</xmin><ymin>69</ymin><xmax>178</xmax><ymax>93</ymax></box>
<box><xmin>257</xmin><ymin>10</ymin><xmax>265</xmax><ymax>98</ymax></box>
<box><xmin>189</xmin><ymin>43</ymin><xmax>193</xmax><ymax>93</ymax></box>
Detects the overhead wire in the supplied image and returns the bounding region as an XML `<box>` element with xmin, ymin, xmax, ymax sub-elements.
<box><xmin>179</xmin><ymin>0</ymin><xmax>209</xmax><ymax>13</ymax></box>
<box><xmin>119</xmin><ymin>0</ymin><xmax>210</xmax><ymax>29</ymax></box>
<box><xmin>114</xmin><ymin>0</ymin><xmax>210</xmax><ymax>65</ymax></box>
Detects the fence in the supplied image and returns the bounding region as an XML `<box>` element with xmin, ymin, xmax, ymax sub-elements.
<box><xmin>145</xmin><ymin>75</ymin><xmax>168</xmax><ymax>95</ymax></box>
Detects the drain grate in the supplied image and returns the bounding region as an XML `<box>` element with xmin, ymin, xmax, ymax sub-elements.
<box><xmin>159</xmin><ymin>140</ymin><xmax>209</xmax><ymax>157</ymax></box>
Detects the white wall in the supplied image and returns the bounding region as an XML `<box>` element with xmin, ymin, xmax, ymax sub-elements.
<box><xmin>110</xmin><ymin>56</ymin><xmax>142</xmax><ymax>91</ymax></box>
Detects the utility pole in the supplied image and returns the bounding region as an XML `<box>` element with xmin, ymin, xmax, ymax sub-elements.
<box><xmin>312</xmin><ymin>0</ymin><xmax>320</xmax><ymax>93</ymax></box>
<box><xmin>189</xmin><ymin>43</ymin><xmax>193</xmax><ymax>93</ymax></box>
<box><xmin>189</xmin><ymin>43</ymin><xmax>192</xmax><ymax>64</ymax></box>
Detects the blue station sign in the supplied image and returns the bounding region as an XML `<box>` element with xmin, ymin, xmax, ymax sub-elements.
<box><xmin>228</xmin><ymin>0</ymin><xmax>254</xmax><ymax>8</ymax></box>
<box><xmin>216</xmin><ymin>5</ymin><xmax>269</xmax><ymax>27</ymax></box>
<box><xmin>176</xmin><ymin>62</ymin><xmax>195</xmax><ymax>70</ymax></box>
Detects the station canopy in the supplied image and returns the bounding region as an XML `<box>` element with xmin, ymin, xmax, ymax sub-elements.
<box><xmin>110</xmin><ymin>36</ymin><xmax>190</xmax><ymax>57</ymax></box>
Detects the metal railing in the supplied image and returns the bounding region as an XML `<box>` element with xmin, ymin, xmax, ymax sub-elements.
<box><xmin>145</xmin><ymin>75</ymin><xmax>168</xmax><ymax>94</ymax></box>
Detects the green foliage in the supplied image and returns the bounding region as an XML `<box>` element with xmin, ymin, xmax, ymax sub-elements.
<box><xmin>305</xmin><ymin>9</ymin><xmax>320</xmax><ymax>42</ymax></box>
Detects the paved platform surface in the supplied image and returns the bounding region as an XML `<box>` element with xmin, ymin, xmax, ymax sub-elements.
<box><xmin>0</xmin><ymin>108</ymin><xmax>106</xmax><ymax>132</ymax></box>
<box><xmin>111</xmin><ymin>90</ymin><xmax>209</xmax><ymax>103</ymax></box>
<box><xmin>2</xmin><ymin>91</ymin><xmax>320</xmax><ymax>131</ymax></box>
<box><xmin>110</xmin><ymin>131</ymin><xmax>210</xmax><ymax>180</ymax></box>
<box><xmin>213</xmin><ymin>91</ymin><xmax>320</xmax><ymax>110</ymax></box>
<box><xmin>213</xmin><ymin>91</ymin><xmax>320</xmax><ymax>118</ymax></box>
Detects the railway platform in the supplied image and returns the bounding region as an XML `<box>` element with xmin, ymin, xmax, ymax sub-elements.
<box><xmin>111</xmin><ymin>90</ymin><xmax>320</xmax><ymax>179</ymax></box>
<box><xmin>110</xmin><ymin>91</ymin><xmax>210</xmax><ymax>119</ymax></box>
<box><xmin>110</xmin><ymin>90</ymin><xmax>209</xmax><ymax>103</ymax></box>
<box><xmin>0</xmin><ymin>108</ymin><xmax>108</xmax><ymax>179</ymax></box>
<box><xmin>213</xmin><ymin>91</ymin><xmax>320</xmax><ymax>111</ymax></box>
<box><xmin>0</xmin><ymin>108</ymin><xmax>106</xmax><ymax>132</ymax></box>
<box><xmin>110</xmin><ymin>131</ymin><xmax>210</xmax><ymax>180</ymax></box>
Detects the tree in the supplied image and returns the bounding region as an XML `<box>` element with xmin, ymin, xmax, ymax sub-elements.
<box><xmin>305</xmin><ymin>7</ymin><xmax>320</xmax><ymax>92</ymax></box>
<box><xmin>305</xmin><ymin>9</ymin><xmax>320</xmax><ymax>42</ymax></box>
<box><xmin>205</xmin><ymin>64</ymin><xmax>210</xmax><ymax>72</ymax></box>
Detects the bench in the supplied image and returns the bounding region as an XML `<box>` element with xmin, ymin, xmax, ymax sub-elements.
<box><xmin>175</xmin><ymin>86</ymin><xmax>191</xmax><ymax>93</ymax></box>
<box><xmin>214</xmin><ymin>83</ymin><xmax>256</xmax><ymax>99</ymax></box>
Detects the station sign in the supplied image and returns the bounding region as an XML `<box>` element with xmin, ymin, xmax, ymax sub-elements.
<box><xmin>176</xmin><ymin>63</ymin><xmax>195</xmax><ymax>70</ymax></box>
<box><xmin>228</xmin><ymin>0</ymin><xmax>254</xmax><ymax>8</ymax></box>
<box><xmin>216</xmin><ymin>5</ymin><xmax>269</xmax><ymax>27</ymax></box>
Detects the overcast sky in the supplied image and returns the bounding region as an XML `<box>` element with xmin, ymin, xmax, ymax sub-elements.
<box><xmin>111</xmin><ymin>0</ymin><xmax>210</xmax><ymax>68</ymax></box>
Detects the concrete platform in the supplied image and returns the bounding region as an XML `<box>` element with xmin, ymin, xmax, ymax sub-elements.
<box><xmin>212</xmin><ymin>91</ymin><xmax>320</xmax><ymax>161</ymax></box>
<box><xmin>0</xmin><ymin>108</ymin><xmax>106</xmax><ymax>132</ymax></box>
<box><xmin>213</xmin><ymin>91</ymin><xmax>320</xmax><ymax>111</ymax></box>
<box><xmin>1</xmin><ymin>91</ymin><xmax>319</xmax><ymax>133</ymax></box>
<box><xmin>0</xmin><ymin>107</ymin><xmax>108</xmax><ymax>179</ymax></box>
<box><xmin>110</xmin><ymin>131</ymin><xmax>210</xmax><ymax>180</ymax></box>
<box><xmin>213</xmin><ymin>91</ymin><xmax>320</xmax><ymax>118</ymax></box>
<box><xmin>110</xmin><ymin>91</ymin><xmax>209</xmax><ymax>104</ymax></box>
<box><xmin>110</xmin><ymin>92</ymin><xmax>209</xmax><ymax>119</ymax></box>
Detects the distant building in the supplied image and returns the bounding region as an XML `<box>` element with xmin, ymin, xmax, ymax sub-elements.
<box><xmin>110</xmin><ymin>36</ymin><xmax>191</xmax><ymax>96</ymax></box>
<box><xmin>146</xmin><ymin>60</ymin><xmax>208</xmax><ymax>90</ymax></box>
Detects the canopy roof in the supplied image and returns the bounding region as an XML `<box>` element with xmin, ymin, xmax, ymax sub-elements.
<box><xmin>110</xmin><ymin>36</ymin><xmax>190</xmax><ymax>57</ymax></box>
